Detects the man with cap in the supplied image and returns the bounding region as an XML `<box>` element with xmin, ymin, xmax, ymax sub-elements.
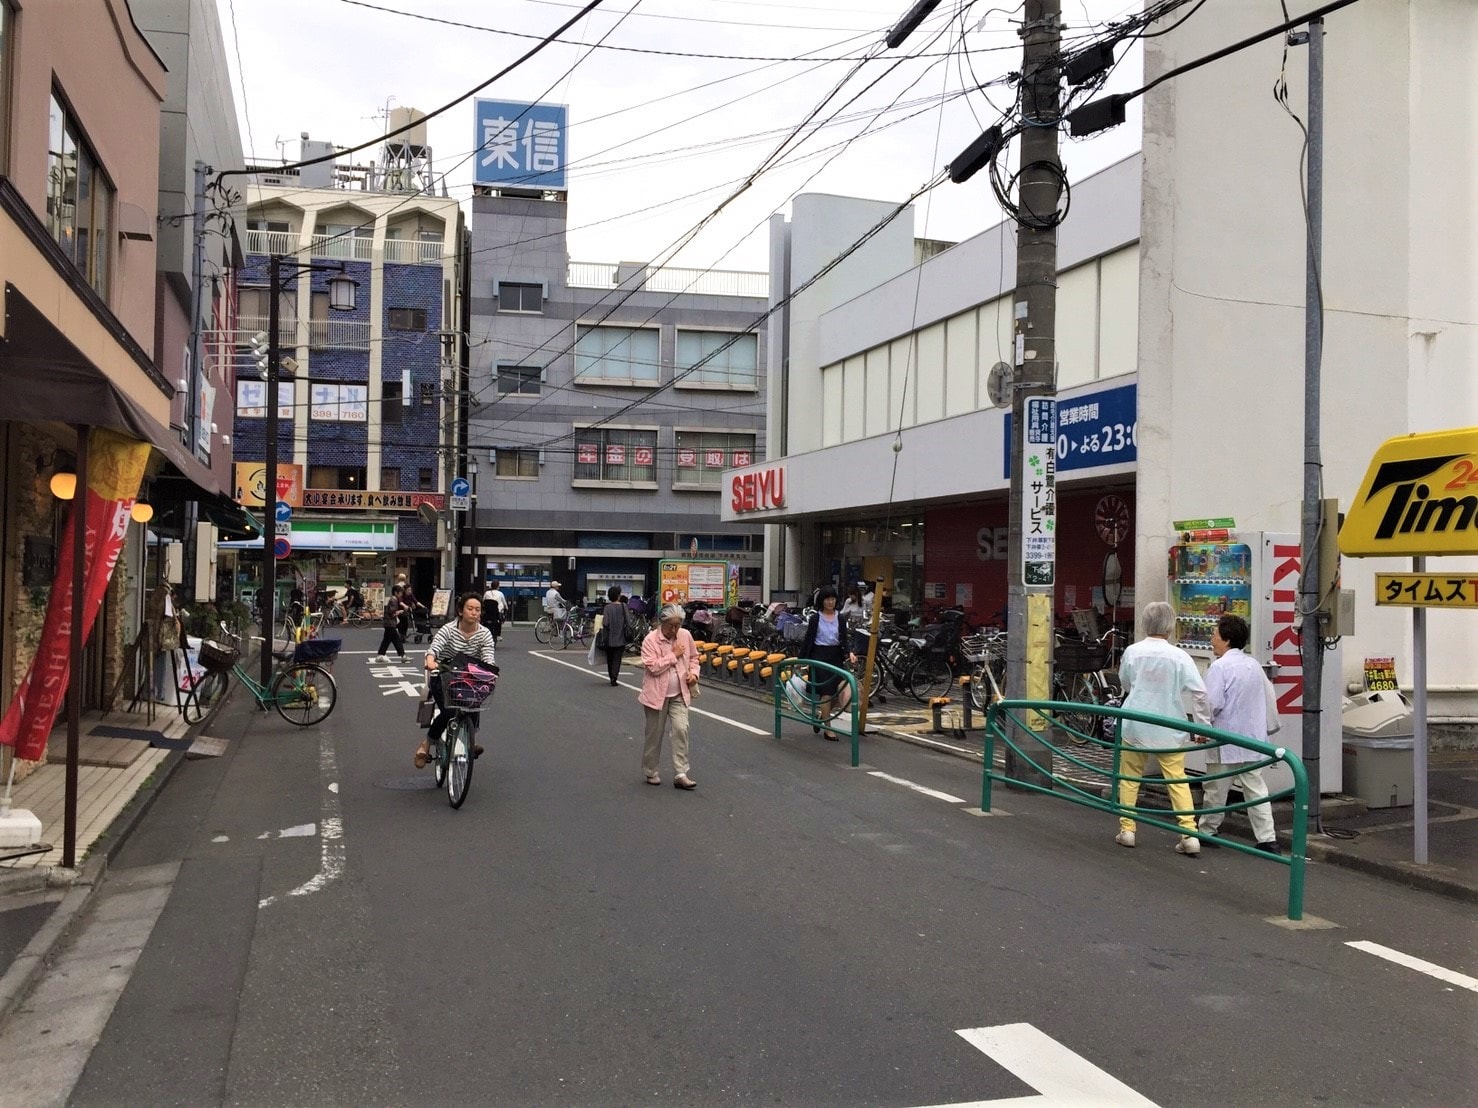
<box><xmin>543</xmin><ymin>580</ymin><xmax>565</xmax><ymax>618</ymax></box>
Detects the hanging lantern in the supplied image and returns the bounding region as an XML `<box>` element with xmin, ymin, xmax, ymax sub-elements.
<box><xmin>49</xmin><ymin>471</ymin><xmax>77</xmax><ymax>500</ymax></box>
<box><xmin>130</xmin><ymin>500</ymin><xmax>154</xmax><ymax>524</ymax></box>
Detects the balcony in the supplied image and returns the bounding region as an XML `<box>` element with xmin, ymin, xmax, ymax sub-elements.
<box><xmin>308</xmin><ymin>234</ymin><xmax>374</xmax><ymax>262</ymax></box>
<box><xmin>245</xmin><ymin>228</ymin><xmax>297</xmax><ymax>256</ymax></box>
<box><xmin>234</xmin><ymin>315</ymin><xmax>371</xmax><ymax>352</ymax></box>
<box><xmin>384</xmin><ymin>237</ymin><xmax>443</xmax><ymax>265</ymax></box>
<box><xmin>567</xmin><ymin>262</ymin><xmax>768</xmax><ymax>299</ymax></box>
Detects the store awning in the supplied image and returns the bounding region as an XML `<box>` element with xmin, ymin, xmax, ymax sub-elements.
<box><xmin>200</xmin><ymin>497</ymin><xmax>262</xmax><ymax>540</ymax></box>
<box><xmin>0</xmin><ymin>282</ymin><xmax>228</xmax><ymax>498</ymax></box>
<box><xmin>218</xmin><ymin>518</ymin><xmax>398</xmax><ymax>552</ymax></box>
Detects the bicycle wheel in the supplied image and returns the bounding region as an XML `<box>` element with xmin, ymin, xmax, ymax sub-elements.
<box><xmin>445</xmin><ymin>717</ymin><xmax>473</xmax><ymax>809</ymax></box>
<box><xmin>533</xmin><ymin>615</ymin><xmax>553</xmax><ymax>644</ymax></box>
<box><xmin>432</xmin><ymin>731</ymin><xmax>448</xmax><ymax>788</ymax></box>
<box><xmin>908</xmin><ymin>656</ymin><xmax>952</xmax><ymax>702</ymax></box>
<box><xmin>970</xmin><ymin>656</ymin><xmax>1006</xmax><ymax>710</ymax></box>
<box><xmin>271</xmin><ymin>663</ymin><xmax>337</xmax><ymax>726</ymax></box>
<box><xmin>558</xmin><ymin>622</ymin><xmax>574</xmax><ymax>650</ymax></box>
<box><xmin>183</xmin><ymin>669</ymin><xmax>229</xmax><ymax>724</ymax></box>
<box><xmin>1054</xmin><ymin>672</ymin><xmax>1100</xmax><ymax>744</ymax></box>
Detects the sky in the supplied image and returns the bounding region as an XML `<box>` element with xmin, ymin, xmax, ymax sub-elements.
<box><xmin>216</xmin><ymin>0</ymin><xmax>1146</xmax><ymax>273</ymax></box>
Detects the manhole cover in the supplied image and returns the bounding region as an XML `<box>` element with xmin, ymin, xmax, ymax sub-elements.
<box><xmin>375</xmin><ymin>775</ymin><xmax>436</xmax><ymax>790</ymax></box>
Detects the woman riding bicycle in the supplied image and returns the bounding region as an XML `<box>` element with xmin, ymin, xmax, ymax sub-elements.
<box><xmin>415</xmin><ymin>593</ymin><xmax>497</xmax><ymax>769</ymax></box>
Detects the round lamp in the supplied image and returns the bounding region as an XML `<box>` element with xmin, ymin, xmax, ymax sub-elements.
<box><xmin>130</xmin><ymin>501</ymin><xmax>154</xmax><ymax>524</ymax></box>
<box><xmin>49</xmin><ymin>471</ymin><xmax>77</xmax><ymax>500</ymax></box>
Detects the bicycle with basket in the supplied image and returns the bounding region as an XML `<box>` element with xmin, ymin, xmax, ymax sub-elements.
<box><xmin>184</xmin><ymin>625</ymin><xmax>339</xmax><ymax>726</ymax></box>
<box><xmin>423</xmin><ymin>661</ymin><xmax>498</xmax><ymax>809</ymax></box>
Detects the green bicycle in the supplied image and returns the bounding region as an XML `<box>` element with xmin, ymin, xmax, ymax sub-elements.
<box><xmin>183</xmin><ymin>626</ymin><xmax>338</xmax><ymax>727</ymax></box>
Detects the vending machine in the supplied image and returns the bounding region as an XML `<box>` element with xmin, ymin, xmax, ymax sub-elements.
<box><xmin>1168</xmin><ymin>529</ymin><xmax>1343</xmax><ymax>794</ymax></box>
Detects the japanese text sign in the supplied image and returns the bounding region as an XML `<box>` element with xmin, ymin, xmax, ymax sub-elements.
<box><xmin>1374</xmin><ymin>573</ymin><xmax>1478</xmax><ymax>609</ymax></box>
<box><xmin>1363</xmin><ymin>657</ymin><xmax>1399</xmax><ymax>691</ymax></box>
<box><xmin>473</xmin><ymin>99</ymin><xmax>568</xmax><ymax>189</ymax></box>
<box><xmin>1339</xmin><ymin>426</ymin><xmax>1478</xmax><ymax>557</ymax></box>
<box><xmin>1023</xmin><ymin>397</ymin><xmax>1057</xmax><ymax>586</ymax></box>
<box><xmin>1003</xmin><ymin>382</ymin><xmax>1137</xmax><ymax>477</ymax></box>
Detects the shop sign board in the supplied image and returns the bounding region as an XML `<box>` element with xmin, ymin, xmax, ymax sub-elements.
<box><xmin>1022</xmin><ymin>397</ymin><xmax>1057</xmax><ymax>586</ymax></box>
<box><xmin>473</xmin><ymin>99</ymin><xmax>567</xmax><ymax>189</ymax></box>
<box><xmin>660</xmin><ymin>559</ymin><xmax>737</xmax><ymax>607</ymax></box>
<box><xmin>1363</xmin><ymin>657</ymin><xmax>1399</xmax><ymax>691</ymax></box>
<box><xmin>1374</xmin><ymin>573</ymin><xmax>1478</xmax><ymax>609</ymax></box>
<box><xmin>1004</xmin><ymin>382</ymin><xmax>1136</xmax><ymax>477</ymax></box>
<box><xmin>301</xmin><ymin>489</ymin><xmax>447</xmax><ymax>512</ymax></box>
<box><xmin>235</xmin><ymin>463</ymin><xmax>304</xmax><ymax>507</ymax></box>
<box><xmin>1338</xmin><ymin>427</ymin><xmax>1478</xmax><ymax>557</ymax></box>
<box><xmin>730</xmin><ymin>464</ymin><xmax>786</xmax><ymax>514</ymax></box>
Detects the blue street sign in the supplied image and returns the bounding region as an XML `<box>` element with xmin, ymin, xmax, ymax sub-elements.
<box><xmin>274</xmin><ymin>500</ymin><xmax>292</xmax><ymax>524</ymax></box>
<box><xmin>1004</xmin><ymin>382</ymin><xmax>1137</xmax><ymax>478</ymax></box>
<box><xmin>273</xmin><ymin>537</ymin><xmax>292</xmax><ymax>560</ymax></box>
<box><xmin>450</xmin><ymin>476</ymin><xmax>471</xmax><ymax>512</ymax></box>
<box><xmin>451</xmin><ymin>477</ymin><xmax>470</xmax><ymax>498</ymax></box>
<box><xmin>473</xmin><ymin>99</ymin><xmax>568</xmax><ymax>189</ymax></box>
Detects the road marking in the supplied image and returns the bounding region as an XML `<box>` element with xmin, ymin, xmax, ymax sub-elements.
<box><xmin>259</xmin><ymin>730</ymin><xmax>345</xmax><ymax>909</ymax></box>
<box><xmin>530</xmin><ymin>650</ymin><xmax>769</xmax><ymax>735</ymax></box>
<box><xmin>1346</xmin><ymin>940</ymin><xmax>1478</xmax><ymax>993</ymax></box>
<box><xmin>257</xmin><ymin>823</ymin><xmax>316</xmax><ymax>840</ymax></box>
<box><xmin>911</xmin><ymin>1023</ymin><xmax>1160</xmax><ymax>1107</ymax></box>
<box><xmin>867</xmin><ymin>770</ymin><xmax>967</xmax><ymax>805</ymax></box>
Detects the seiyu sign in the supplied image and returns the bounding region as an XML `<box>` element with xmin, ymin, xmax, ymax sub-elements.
<box><xmin>473</xmin><ymin>99</ymin><xmax>568</xmax><ymax>189</ymax></box>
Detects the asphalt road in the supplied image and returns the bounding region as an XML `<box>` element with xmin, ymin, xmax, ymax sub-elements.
<box><xmin>40</xmin><ymin>626</ymin><xmax>1478</xmax><ymax>1105</ymax></box>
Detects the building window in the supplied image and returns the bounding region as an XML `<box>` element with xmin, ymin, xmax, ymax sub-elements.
<box><xmin>308</xmin><ymin>466</ymin><xmax>367</xmax><ymax>489</ymax></box>
<box><xmin>496</xmin><ymin>364</ymin><xmax>541</xmax><ymax>396</ymax></box>
<box><xmin>418</xmin><ymin>467</ymin><xmax>434</xmax><ymax>490</ymax></box>
<box><xmin>389</xmin><ymin>307</ymin><xmax>427</xmax><ymax>331</ymax></box>
<box><xmin>495</xmin><ymin>449</ymin><xmax>539</xmax><ymax>479</ymax></box>
<box><xmin>675</xmin><ymin>330</ymin><xmax>758</xmax><ymax>390</ymax></box>
<box><xmin>417</xmin><ymin>382</ymin><xmax>435</xmax><ymax>407</ymax></box>
<box><xmin>380</xmin><ymin>466</ymin><xmax>400</xmax><ymax>490</ymax></box>
<box><xmin>574</xmin><ymin>326</ymin><xmax>659</xmax><ymax>384</ymax></box>
<box><xmin>674</xmin><ymin>431</ymin><xmax>757</xmax><ymax>488</ymax></box>
<box><xmin>0</xmin><ymin>2</ymin><xmax>14</xmax><ymax>172</ymax></box>
<box><xmin>573</xmin><ymin>426</ymin><xmax>658</xmax><ymax>486</ymax></box>
<box><xmin>46</xmin><ymin>89</ymin><xmax>115</xmax><ymax>299</ymax></box>
<box><xmin>497</xmin><ymin>282</ymin><xmax>543</xmax><ymax>313</ymax></box>
<box><xmin>382</xmin><ymin>381</ymin><xmax>403</xmax><ymax>424</ymax></box>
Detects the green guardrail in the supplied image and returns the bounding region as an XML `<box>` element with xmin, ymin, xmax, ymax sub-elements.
<box><xmin>772</xmin><ymin>658</ymin><xmax>861</xmax><ymax>767</ymax></box>
<box><xmin>982</xmin><ymin>699</ymin><xmax>1310</xmax><ymax>920</ymax></box>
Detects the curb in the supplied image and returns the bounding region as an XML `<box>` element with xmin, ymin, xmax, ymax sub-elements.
<box><xmin>0</xmin><ymin>638</ymin><xmax>260</xmax><ymax>1030</ymax></box>
<box><xmin>699</xmin><ymin>674</ymin><xmax>1478</xmax><ymax>904</ymax></box>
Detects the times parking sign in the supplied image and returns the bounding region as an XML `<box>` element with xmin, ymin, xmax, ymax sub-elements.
<box><xmin>474</xmin><ymin>100</ymin><xmax>568</xmax><ymax>189</ymax></box>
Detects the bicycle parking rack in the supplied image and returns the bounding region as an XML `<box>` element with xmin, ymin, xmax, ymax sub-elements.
<box><xmin>982</xmin><ymin>699</ymin><xmax>1310</xmax><ymax>920</ymax></box>
<box><xmin>772</xmin><ymin>659</ymin><xmax>861</xmax><ymax>767</ymax></box>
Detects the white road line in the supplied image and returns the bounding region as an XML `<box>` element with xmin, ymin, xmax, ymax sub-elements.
<box><xmin>1346</xmin><ymin>940</ymin><xmax>1478</xmax><ymax>993</ymax></box>
<box><xmin>259</xmin><ymin>730</ymin><xmax>345</xmax><ymax>909</ymax></box>
<box><xmin>529</xmin><ymin>650</ymin><xmax>769</xmax><ymax>735</ymax></box>
<box><xmin>866</xmin><ymin>770</ymin><xmax>967</xmax><ymax>805</ymax></box>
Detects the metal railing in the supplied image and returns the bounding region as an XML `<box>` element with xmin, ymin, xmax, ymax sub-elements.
<box><xmin>567</xmin><ymin>261</ymin><xmax>768</xmax><ymax>299</ymax></box>
<box><xmin>232</xmin><ymin>316</ymin><xmax>371</xmax><ymax>351</ymax></box>
<box><xmin>981</xmin><ymin>699</ymin><xmax>1310</xmax><ymax>920</ymax></box>
<box><xmin>245</xmin><ymin>229</ymin><xmax>297</xmax><ymax>256</ymax></box>
<box><xmin>771</xmin><ymin>658</ymin><xmax>861</xmax><ymax>767</ymax></box>
<box><xmin>309</xmin><ymin>234</ymin><xmax>374</xmax><ymax>261</ymax></box>
<box><xmin>384</xmin><ymin>238</ymin><xmax>443</xmax><ymax>265</ymax></box>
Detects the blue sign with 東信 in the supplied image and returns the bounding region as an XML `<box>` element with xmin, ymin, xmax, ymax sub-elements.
<box><xmin>473</xmin><ymin>99</ymin><xmax>568</xmax><ymax>189</ymax></box>
<box><xmin>1003</xmin><ymin>382</ymin><xmax>1137</xmax><ymax>478</ymax></box>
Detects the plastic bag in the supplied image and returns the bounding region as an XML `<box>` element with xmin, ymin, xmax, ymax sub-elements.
<box><xmin>587</xmin><ymin>638</ymin><xmax>599</xmax><ymax>667</ymax></box>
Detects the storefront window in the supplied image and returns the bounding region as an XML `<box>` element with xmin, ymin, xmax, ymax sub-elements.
<box><xmin>45</xmin><ymin>89</ymin><xmax>114</xmax><ymax>299</ymax></box>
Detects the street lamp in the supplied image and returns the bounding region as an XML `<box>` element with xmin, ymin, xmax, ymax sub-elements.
<box><xmin>260</xmin><ymin>254</ymin><xmax>358</xmax><ymax>686</ymax></box>
<box><xmin>465</xmin><ymin>458</ymin><xmax>480</xmax><ymax>593</ymax></box>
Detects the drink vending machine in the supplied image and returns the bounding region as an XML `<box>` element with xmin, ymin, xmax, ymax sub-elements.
<box><xmin>1167</xmin><ymin>528</ymin><xmax>1343</xmax><ymax>794</ymax></box>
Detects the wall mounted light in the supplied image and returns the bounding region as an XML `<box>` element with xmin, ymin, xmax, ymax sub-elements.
<box><xmin>49</xmin><ymin>470</ymin><xmax>77</xmax><ymax>500</ymax></box>
<box><xmin>328</xmin><ymin>274</ymin><xmax>358</xmax><ymax>312</ymax></box>
<box><xmin>130</xmin><ymin>500</ymin><xmax>154</xmax><ymax>524</ymax></box>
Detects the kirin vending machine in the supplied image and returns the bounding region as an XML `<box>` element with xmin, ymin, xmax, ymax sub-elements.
<box><xmin>1168</xmin><ymin>527</ymin><xmax>1342</xmax><ymax>794</ymax></box>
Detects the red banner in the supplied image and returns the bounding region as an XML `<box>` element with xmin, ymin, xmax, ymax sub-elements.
<box><xmin>0</xmin><ymin>429</ymin><xmax>151</xmax><ymax>761</ymax></box>
<box><xmin>606</xmin><ymin>444</ymin><xmax>626</xmax><ymax>465</ymax></box>
<box><xmin>676</xmin><ymin>449</ymin><xmax>697</xmax><ymax>468</ymax></box>
<box><xmin>704</xmin><ymin>450</ymin><xmax>726</xmax><ymax>468</ymax></box>
<box><xmin>633</xmin><ymin>446</ymin><xmax>654</xmax><ymax>466</ymax></box>
<box><xmin>577</xmin><ymin>443</ymin><xmax>598</xmax><ymax>465</ymax></box>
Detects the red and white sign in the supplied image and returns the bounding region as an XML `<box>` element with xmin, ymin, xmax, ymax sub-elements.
<box><xmin>577</xmin><ymin>443</ymin><xmax>598</xmax><ymax>465</ymax></box>
<box><xmin>634</xmin><ymin>446</ymin><xmax>654</xmax><ymax>466</ymax></box>
<box><xmin>704</xmin><ymin>450</ymin><xmax>726</xmax><ymax>468</ymax></box>
<box><xmin>606</xmin><ymin>444</ymin><xmax>626</xmax><ymax>465</ymax></box>
<box><xmin>732</xmin><ymin>449</ymin><xmax>752</xmax><ymax>467</ymax></box>
<box><xmin>730</xmin><ymin>464</ymin><xmax>786</xmax><ymax>514</ymax></box>
<box><xmin>677</xmin><ymin>449</ymin><xmax>698</xmax><ymax>468</ymax></box>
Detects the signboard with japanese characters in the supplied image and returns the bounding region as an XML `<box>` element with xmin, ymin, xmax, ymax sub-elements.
<box><xmin>704</xmin><ymin>450</ymin><xmax>726</xmax><ymax>468</ymax></box>
<box><xmin>308</xmin><ymin>383</ymin><xmax>369</xmax><ymax>422</ymax></box>
<box><xmin>578</xmin><ymin>443</ymin><xmax>598</xmax><ymax>465</ymax></box>
<box><xmin>301</xmin><ymin>490</ymin><xmax>446</xmax><ymax>512</ymax></box>
<box><xmin>1022</xmin><ymin>397</ymin><xmax>1057</xmax><ymax>586</ymax></box>
<box><xmin>1003</xmin><ymin>382</ymin><xmax>1136</xmax><ymax>477</ymax></box>
<box><xmin>1374</xmin><ymin>573</ymin><xmax>1478</xmax><ymax>609</ymax></box>
<box><xmin>676</xmin><ymin>449</ymin><xmax>697</xmax><ymax>468</ymax></box>
<box><xmin>606</xmin><ymin>444</ymin><xmax>626</xmax><ymax>465</ymax></box>
<box><xmin>732</xmin><ymin>449</ymin><xmax>753</xmax><ymax>468</ymax></box>
<box><xmin>473</xmin><ymin>99</ymin><xmax>568</xmax><ymax>189</ymax></box>
<box><xmin>234</xmin><ymin>463</ymin><xmax>304</xmax><ymax>507</ymax></box>
<box><xmin>1363</xmin><ymin>657</ymin><xmax>1400</xmax><ymax>691</ymax></box>
<box><xmin>634</xmin><ymin>446</ymin><xmax>654</xmax><ymax>466</ymax></box>
<box><xmin>236</xmin><ymin>380</ymin><xmax>293</xmax><ymax>420</ymax></box>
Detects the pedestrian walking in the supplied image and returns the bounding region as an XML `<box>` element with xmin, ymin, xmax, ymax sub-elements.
<box><xmin>638</xmin><ymin>603</ymin><xmax>701</xmax><ymax>789</ymax></box>
<box><xmin>1114</xmin><ymin>600</ymin><xmax>1210</xmax><ymax>854</ymax></box>
<box><xmin>377</xmin><ymin>584</ymin><xmax>408</xmax><ymax>662</ymax></box>
<box><xmin>482</xmin><ymin>580</ymin><xmax>507</xmax><ymax>642</ymax></box>
<box><xmin>840</xmin><ymin>585</ymin><xmax>865</xmax><ymax>621</ymax></box>
<box><xmin>1198</xmin><ymin>614</ymin><xmax>1281</xmax><ymax>854</ymax></box>
<box><xmin>799</xmin><ymin>585</ymin><xmax>856</xmax><ymax>741</ymax></box>
<box><xmin>600</xmin><ymin>585</ymin><xmax>629</xmax><ymax>685</ymax></box>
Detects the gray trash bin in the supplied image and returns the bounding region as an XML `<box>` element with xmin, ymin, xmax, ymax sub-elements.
<box><xmin>1341</xmin><ymin>691</ymin><xmax>1414</xmax><ymax>809</ymax></box>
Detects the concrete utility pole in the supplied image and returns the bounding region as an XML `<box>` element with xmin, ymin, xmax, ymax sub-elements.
<box><xmin>1004</xmin><ymin>0</ymin><xmax>1062</xmax><ymax>786</ymax></box>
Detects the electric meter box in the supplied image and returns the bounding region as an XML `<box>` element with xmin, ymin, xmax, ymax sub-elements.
<box><xmin>1341</xmin><ymin>691</ymin><xmax>1415</xmax><ymax>809</ymax></box>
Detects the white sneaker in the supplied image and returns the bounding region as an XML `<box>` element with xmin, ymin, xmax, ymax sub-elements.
<box><xmin>1176</xmin><ymin>836</ymin><xmax>1201</xmax><ymax>856</ymax></box>
<box><xmin>1115</xmin><ymin>831</ymin><xmax>1136</xmax><ymax>848</ymax></box>
<box><xmin>375</xmin><ymin>655</ymin><xmax>386</xmax><ymax>663</ymax></box>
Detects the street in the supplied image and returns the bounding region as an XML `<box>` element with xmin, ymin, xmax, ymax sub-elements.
<box><xmin>10</xmin><ymin>626</ymin><xmax>1476</xmax><ymax>1106</ymax></box>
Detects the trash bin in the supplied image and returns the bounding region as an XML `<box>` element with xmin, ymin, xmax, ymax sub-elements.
<box><xmin>1341</xmin><ymin>691</ymin><xmax>1415</xmax><ymax>809</ymax></box>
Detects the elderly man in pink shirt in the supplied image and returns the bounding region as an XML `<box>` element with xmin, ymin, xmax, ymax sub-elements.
<box><xmin>639</xmin><ymin>603</ymin><xmax>702</xmax><ymax>790</ymax></box>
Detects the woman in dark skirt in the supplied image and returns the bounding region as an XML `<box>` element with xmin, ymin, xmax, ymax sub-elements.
<box><xmin>799</xmin><ymin>586</ymin><xmax>857</xmax><ymax>740</ymax></box>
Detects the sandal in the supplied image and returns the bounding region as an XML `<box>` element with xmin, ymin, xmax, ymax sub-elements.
<box><xmin>413</xmin><ymin>746</ymin><xmax>431</xmax><ymax>768</ymax></box>
<box><xmin>673</xmin><ymin>776</ymin><xmax>697</xmax><ymax>790</ymax></box>
<box><xmin>823</xmin><ymin>732</ymin><xmax>839</xmax><ymax>742</ymax></box>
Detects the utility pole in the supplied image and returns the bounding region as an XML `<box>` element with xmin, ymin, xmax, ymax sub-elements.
<box><xmin>1297</xmin><ymin>15</ymin><xmax>1326</xmax><ymax>829</ymax></box>
<box><xmin>1004</xmin><ymin>0</ymin><xmax>1062</xmax><ymax>786</ymax></box>
<box><xmin>260</xmin><ymin>258</ymin><xmax>283</xmax><ymax>688</ymax></box>
<box><xmin>183</xmin><ymin>161</ymin><xmax>209</xmax><ymax>599</ymax></box>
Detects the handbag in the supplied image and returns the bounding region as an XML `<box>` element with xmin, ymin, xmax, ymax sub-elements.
<box><xmin>595</xmin><ymin>627</ymin><xmax>609</xmax><ymax>649</ymax></box>
<box><xmin>416</xmin><ymin>690</ymin><xmax>436</xmax><ymax>728</ymax></box>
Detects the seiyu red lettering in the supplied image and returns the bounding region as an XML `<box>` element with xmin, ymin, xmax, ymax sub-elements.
<box><xmin>731</xmin><ymin>466</ymin><xmax>786</xmax><ymax>513</ymax></box>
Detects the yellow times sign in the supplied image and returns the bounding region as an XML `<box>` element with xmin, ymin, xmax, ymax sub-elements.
<box><xmin>1338</xmin><ymin>427</ymin><xmax>1478</xmax><ymax>557</ymax></box>
<box><xmin>1374</xmin><ymin>574</ymin><xmax>1478</xmax><ymax>609</ymax></box>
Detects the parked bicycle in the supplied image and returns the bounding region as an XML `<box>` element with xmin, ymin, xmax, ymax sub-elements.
<box><xmin>533</xmin><ymin>607</ymin><xmax>582</xmax><ymax>648</ymax></box>
<box><xmin>183</xmin><ymin>625</ymin><xmax>337</xmax><ymax>727</ymax></box>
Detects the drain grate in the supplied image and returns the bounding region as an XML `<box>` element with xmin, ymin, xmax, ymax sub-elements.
<box><xmin>374</xmin><ymin>775</ymin><xmax>436</xmax><ymax>790</ymax></box>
